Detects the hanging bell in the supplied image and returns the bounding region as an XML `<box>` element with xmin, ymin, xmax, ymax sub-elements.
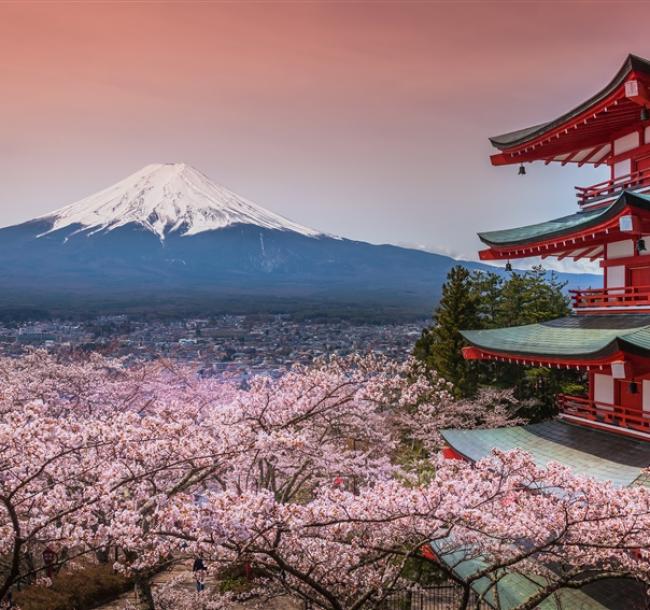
<box><xmin>505</xmin><ymin>261</ymin><xmax>513</xmax><ymax>272</ymax></box>
<box><xmin>641</xmin><ymin>107</ymin><xmax>650</xmax><ymax>122</ymax></box>
<box><xmin>638</xmin><ymin>238</ymin><xmax>647</xmax><ymax>252</ymax></box>
<box><xmin>518</xmin><ymin>164</ymin><xmax>526</xmax><ymax>176</ymax></box>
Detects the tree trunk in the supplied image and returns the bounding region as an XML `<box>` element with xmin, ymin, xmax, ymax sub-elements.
<box><xmin>133</xmin><ymin>574</ymin><xmax>156</xmax><ymax>610</ymax></box>
<box><xmin>23</xmin><ymin>552</ymin><xmax>35</xmax><ymax>586</ymax></box>
<box><xmin>95</xmin><ymin>546</ymin><xmax>110</xmax><ymax>564</ymax></box>
<box><xmin>458</xmin><ymin>584</ymin><xmax>471</xmax><ymax>610</ymax></box>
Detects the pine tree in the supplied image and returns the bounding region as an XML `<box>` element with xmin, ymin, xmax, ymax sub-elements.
<box><xmin>414</xmin><ymin>264</ymin><xmax>580</xmax><ymax>413</ymax></box>
<box><xmin>469</xmin><ymin>270</ymin><xmax>503</xmax><ymax>328</ymax></box>
<box><xmin>494</xmin><ymin>265</ymin><xmax>577</xmax><ymax>419</ymax></box>
<box><xmin>414</xmin><ymin>266</ymin><xmax>480</xmax><ymax>397</ymax></box>
<box><xmin>496</xmin><ymin>265</ymin><xmax>570</xmax><ymax>327</ymax></box>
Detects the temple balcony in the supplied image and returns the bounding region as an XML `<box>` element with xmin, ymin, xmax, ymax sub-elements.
<box><xmin>570</xmin><ymin>285</ymin><xmax>650</xmax><ymax>311</ymax></box>
<box><xmin>557</xmin><ymin>393</ymin><xmax>650</xmax><ymax>440</ymax></box>
<box><xmin>576</xmin><ymin>169</ymin><xmax>650</xmax><ymax>208</ymax></box>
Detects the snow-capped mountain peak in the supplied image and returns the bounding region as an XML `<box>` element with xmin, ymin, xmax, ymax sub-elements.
<box><xmin>40</xmin><ymin>163</ymin><xmax>322</xmax><ymax>240</ymax></box>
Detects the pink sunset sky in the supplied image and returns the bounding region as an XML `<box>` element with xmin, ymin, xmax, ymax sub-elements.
<box><xmin>1</xmin><ymin>1</ymin><xmax>649</xmax><ymax>269</ymax></box>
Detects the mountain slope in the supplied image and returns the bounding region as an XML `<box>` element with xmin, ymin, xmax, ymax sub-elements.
<box><xmin>0</xmin><ymin>164</ymin><xmax>600</xmax><ymax>318</ymax></box>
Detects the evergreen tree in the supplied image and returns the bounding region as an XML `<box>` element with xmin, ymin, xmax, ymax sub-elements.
<box><xmin>415</xmin><ymin>264</ymin><xmax>582</xmax><ymax>416</ymax></box>
<box><xmin>469</xmin><ymin>270</ymin><xmax>503</xmax><ymax>328</ymax></box>
<box><xmin>493</xmin><ymin>266</ymin><xmax>576</xmax><ymax>419</ymax></box>
<box><xmin>414</xmin><ymin>266</ymin><xmax>480</xmax><ymax>397</ymax></box>
<box><xmin>496</xmin><ymin>266</ymin><xmax>570</xmax><ymax>327</ymax></box>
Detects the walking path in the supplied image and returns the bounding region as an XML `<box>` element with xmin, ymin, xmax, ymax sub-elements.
<box><xmin>95</xmin><ymin>559</ymin><xmax>299</xmax><ymax>610</ymax></box>
<box><xmin>95</xmin><ymin>558</ymin><xmax>213</xmax><ymax>609</ymax></box>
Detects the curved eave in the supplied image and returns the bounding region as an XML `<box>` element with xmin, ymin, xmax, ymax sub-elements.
<box><xmin>478</xmin><ymin>191</ymin><xmax>650</xmax><ymax>260</ymax></box>
<box><xmin>490</xmin><ymin>54</ymin><xmax>649</xmax><ymax>148</ymax></box>
<box><xmin>460</xmin><ymin>314</ymin><xmax>650</xmax><ymax>366</ymax></box>
<box><xmin>489</xmin><ymin>54</ymin><xmax>650</xmax><ymax>166</ymax></box>
<box><xmin>461</xmin><ymin>344</ymin><xmax>625</xmax><ymax>369</ymax></box>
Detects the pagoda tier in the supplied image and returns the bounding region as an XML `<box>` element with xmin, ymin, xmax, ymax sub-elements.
<box><xmin>461</xmin><ymin>315</ymin><xmax>650</xmax><ymax>440</ymax></box>
<box><xmin>479</xmin><ymin>190</ymin><xmax>650</xmax><ymax>314</ymax></box>
<box><xmin>478</xmin><ymin>190</ymin><xmax>650</xmax><ymax>261</ymax></box>
<box><xmin>490</xmin><ymin>54</ymin><xmax>650</xmax><ymax>169</ymax></box>
<box><xmin>429</xmin><ymin>533</ymin><xmax>632</xmax><ymax>610</ymax></box>
<box><xmin>429</xmin><ymin>536</ymin><xmax>646</xmax><ymax>610</ymax></box>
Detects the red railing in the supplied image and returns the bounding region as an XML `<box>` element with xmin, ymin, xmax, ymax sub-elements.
<box><xmin>575</xmin><ymin>167</ymin><xmax>650</xmax><ymax>206</ymax></box>
<box><xmin>570</xmin><ymin>285</ymin><xmax>650</xmax><ymax>309</ymax></box>
<box><xmin>557</xmin><ymin>393</ymin><xmax>650</xmax><ymax>435</ymax></box>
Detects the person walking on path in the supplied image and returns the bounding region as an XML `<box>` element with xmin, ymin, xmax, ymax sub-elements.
<box><xmin>193</xmin><ymin>555</ymin><xmax>207</xmax><ymax>593</ymax></box>
<box><xmin>1</xmin><ymin>591</ymin><xmax>14</xmax><ymax>609</ymax></box>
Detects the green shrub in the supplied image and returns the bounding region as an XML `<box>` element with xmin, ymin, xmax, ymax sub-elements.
<box><xmin>560</xmin><ymin>382</ymin><xmax>587</xmax><ymax>396</ymax></box>
<box><xmin>217</xmin><ymin>576</ymin><xmax>249</xmax><ymax>594</ymax></box>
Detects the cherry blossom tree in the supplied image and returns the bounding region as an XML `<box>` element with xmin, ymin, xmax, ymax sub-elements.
<box><xmin>0</xmin><ymin>399</ymin><xmax>119</xmax><ymax>600</ymax></box>
<box><xmin>150</xmin><ymin>451</ymin><xmax>650</xmax><ymax>610</ymax></box>
<box><xmin>87</xmin><ymin>354</ymin><xmax>645</xmax><ymax>610</ymax></box>
<box><xmin>0</xmin><ymin>351</ymin><xmax>240</xmax><ymax>603</ymax></box>
<box><xmin>8</xmin><ymin>349</ymin><xmax>640</xmax><ymax>610</ymax></box>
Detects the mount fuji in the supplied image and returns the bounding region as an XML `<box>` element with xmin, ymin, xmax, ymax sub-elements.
<box><xmin>39</xmin><ymin>163</ymin><xmax>323</xmax><ymax>241</ymax></box>
<box><xmin>0</xmin><ymin>163</ymin><xmax>598</xmax><ymax>318</ymax></box>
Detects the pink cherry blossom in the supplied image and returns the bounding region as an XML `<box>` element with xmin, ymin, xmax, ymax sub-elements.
<box><xmin>1</xmin><ymin>350</ymin><xmax>646</xmax><ymax>610</ymax></box>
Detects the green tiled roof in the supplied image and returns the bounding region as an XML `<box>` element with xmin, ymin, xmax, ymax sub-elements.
<box><xmin>633</xmin><ymin>471</ymin><xmax>650</xmax><ymax>488</ymax></box>
<box><xmin>434</xmin><ymin>421</ymin><xmax>650</xmax><ymax>608</ymax></box>
<box><xmin>478</xmin><ymin>191</ymin><xmax>650</xmax><ymax>247</ymax></box>
<box><xmin>441</xmin><ymin>421</ymin><xmax>649</xmax><ymax>488</ymax></box>
<box><xmin>430</xmin><ymin>539</ymin><xmax>609</xmax><ymax>610</ymax></box>
<box><xmin>622</xmin><ymin>326</ymin><xmax>650</xmax><ymax>351</ymax></box>
<box><xmin>461</xmin><ymin>315</ymin><xmax>650</xmax><ymax>359</ymax></box>
<box><xmin>479</xmin><ymin>205</ymin><xmax>612</xmax><ymax>247</ymax></box>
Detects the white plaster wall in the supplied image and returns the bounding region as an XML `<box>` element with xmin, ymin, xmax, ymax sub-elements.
<box><xmin>606</xmin><ymin>265</ymin><xmax>626</xmax><ymax>289</ymax></box>
<box><xmin>614</xmin><ymin>159</ymin><xmax>632</xmax><ymax>178</ymax></box>
<box><xmin>613</xmin><ymin>131</ymin><xmax>639</xmax><ymax>155</ymax></box>
<box><xmin>594</xmin><ymin>374</ymin><xmax>614</xmax><ymax>405</ymax></box>
<box><xmin>606</xmin><ymin>240</ymin><xmax>634</xmax><ymax>259</ymax></box>
<box><xmin>643</xmin><ymin>380</ymin><xmax>650</xmax><ymax>414</ymax></box>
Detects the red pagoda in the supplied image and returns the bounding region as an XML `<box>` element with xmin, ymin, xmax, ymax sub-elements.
<box><xmin>437</xmin><ymin>53</ymin><xmax>650</xmax><ymax>610</ymax></box>
<box><xmin>463</xmin><ymin>54</ymin><xmax>650</xmax><ymax>442</ymax></box>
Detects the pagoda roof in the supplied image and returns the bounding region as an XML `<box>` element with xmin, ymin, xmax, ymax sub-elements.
<box><xmin>430</xmin><ymin>536</ymin><xmax>613</xmax><ymax>610</ymax></box>
<box><xmin>461</xmin><ymin>314</ymin><xmax>650</xmax><ymax>363</ymax></box>
<box><xmin>491</xmin><ymin>55</ymin><xmax>650</xmax><ymax>148</ymax></box>
<box><xmin>431</xmin><ymin>534</ymin><xmax>648</xmax><ymax>609</ymax></box>
<box><xmin>489</xmin><ymin>54</ymin><xmax>650</xmax><ymax>166</ymax></box>
<box><xmin>434</xmin><ymin>422</ymin><xmax>650</xmax><ymax>609</ymax></box>
<box><xmin>478</xmin><ymin>191</ymin><xmax>650</xmax><ymax>260</ymax></box>
<box><xmin>431</xmin><ymin>538</ymin><xmax>610</xmax><ymax>609</ymax></box>
<box><xmin>441</xmin><ymin>420</ymin><xmax>650</xmax><ymax>488</ymax></box>
<box><xmin>479</xmin><ymin>204</ymin><xmax>610</xmax><ymax>247</ymax></box>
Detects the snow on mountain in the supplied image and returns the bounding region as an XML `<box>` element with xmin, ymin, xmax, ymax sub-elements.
<box><xmin>39</xmin><ymin>163</ymin><xmax>322</xmax><ymax>240</ymax></box>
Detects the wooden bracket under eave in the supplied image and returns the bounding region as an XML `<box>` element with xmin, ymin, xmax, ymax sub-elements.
<box><xmin>462</xmin><ymin>346</ymin><xmax>484</xmax><ymax>360</ymax></box>
<box><xmin>478</xmin><ymin>248</ymin><xmax>500</xmax><ymax>260</ymax></box>
<box><xmin>489</xmin><ymin>152</ymin><xmax>512</xmax><ymax>166</ymax></box>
